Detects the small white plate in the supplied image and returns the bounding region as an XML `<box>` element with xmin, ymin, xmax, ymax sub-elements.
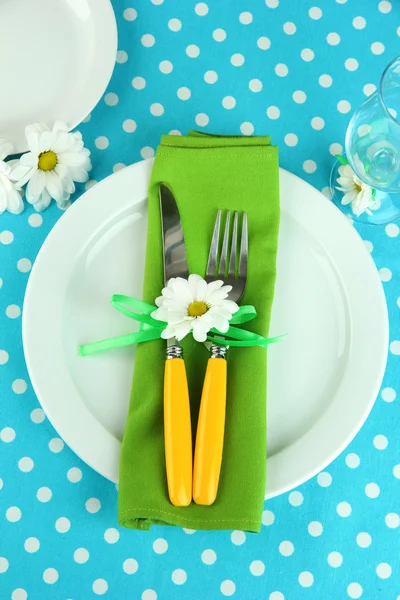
<box><xmin>0</xmin><ymin>0</ymin><xmax>117</xmax><ymax>152</ymax></box>
<box><xmin>23</xmin><ymin>160</ymin><xmax>388</xmax><ymax>498</ymax></box>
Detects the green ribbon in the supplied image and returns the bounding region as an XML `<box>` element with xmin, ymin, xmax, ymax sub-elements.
<box><xmin>79</xmin><ymin>294</ymin><xmax>285</xmax><ymax>356</ymax></box>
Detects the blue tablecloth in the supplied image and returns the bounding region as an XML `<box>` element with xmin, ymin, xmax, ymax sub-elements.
<box><xmin>1</xmin><ymin>1</ymin><xmax>399</xmax><ymax>598</ymax></box>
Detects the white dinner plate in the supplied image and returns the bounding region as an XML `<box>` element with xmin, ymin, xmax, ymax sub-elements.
<box><xmin>0</xmin><ymin>0</ymin><xmax>117</xmax><ymax>152</ymax></box>
<box><xmin>23</xmin><ymin>160</ymin><xmax>389</xmax><ymax>498</ymax></box>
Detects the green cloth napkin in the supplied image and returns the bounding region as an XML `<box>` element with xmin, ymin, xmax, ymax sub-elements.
<box><xmin>118</xmin><ymin>132</ymin><xmax>280</xmax><ymax>532</ymax></box>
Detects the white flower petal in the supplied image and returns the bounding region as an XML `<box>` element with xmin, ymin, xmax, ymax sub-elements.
<box><xmin>192</xmin><ymin>321</ymin><xmax>209</xmax><ymax>342</ymax></box>
<box><xmin>67</xmin><ymin>166</ymin><xmax>90</xmax><ymax>183</ymax></box>
<box><xmin>0</xmin><ymin>139</ymin><xmax>13</xmax><ymax>161</ymax></box>
<box><xmin>57</xmin><ymin>151</ymin><xmax>90</xmax><ymax>168</ymax></box>
<box><xmin>20</xmin><ymin>152</ymin><xmax>37</xmax><ymax>167</ymax></box>
<box><xmin>39</xmin><ymin>130</ymin><xmax>54</xmax><ymax>152</ymax></box>
<box><xmin>212</xmin><ymin>315</ymin><xmax>230</xmax><ymax>333</ymax></box>
<box><xmin>44</xmin><ymin>170</ymin><xmax>64</xmax><ymax>201</ymax></box>
<box><xmin>33</xmin><ymin>188</ymin><xmax>52</xmax><ymax>212</ymax></box>
<box><xmin>341</xmin><ymin>189</ymin><xmax>357</xmax><ymax>206</ymax></box>
<box><xmin>52</xmin><ymin>120</ymin><xmax>69</xmax><ymax>134</ymax></box>
<box><xmin>188</xmin><ymin>274</ymin><xmax>203</xmax><ymax>296</ymax></box>
<box><xmin>6</xmin><ymin>188</ymin><xmax>24</xmax><ymax>214</ymax></box>
<box><xmin>173</xmin><ymin>320</ymin><xmax>193</xmax><ymax>340</ymax></box>
<box><xmin>171</xmin><ymin>277</ymin><xmax>194</xmax><ymax>304</ymax></box>
<box><xmin>26</xmin><ymin>169</ymin><xmax>45</xmax><ymax>201</ymax></box>
<box><xmin>194</xmin><ymin>277</ymin><xmax>208</xmax><ymax>301</ymax></box>
<box><xmin>152</xmin><ymin>306</ymin><xmax>170</xmax><ymax>322</ymax></box>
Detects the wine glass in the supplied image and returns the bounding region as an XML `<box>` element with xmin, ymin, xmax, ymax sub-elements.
<box><xmin>331</xmin><ymin>56</ymin><xmax>400</xmax><ymax>225</ymax></box>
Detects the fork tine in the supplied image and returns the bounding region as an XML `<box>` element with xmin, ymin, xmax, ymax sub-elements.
<box><xmin>228</xmin><ymin>212</ymin><xmax>238</xmax><ymax>277</ymax></box>
<box><xmin>218</xmin><ymin>211</ymin><xmax>231</xmax><ymax>277</ymax></box>
<box><xmin>238</xmin><ymin>212</ymin><xmax>248</xmax><ymax>279</ymax></box>
<box><xmin>206</xmin><ymin>210</ymin><xmax>221</xmax><ymax>277</ymax></box>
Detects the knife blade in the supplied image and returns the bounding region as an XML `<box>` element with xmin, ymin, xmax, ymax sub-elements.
<box><xmin>159</xmin><ymin>183</ymin><xmax>192</xmax><ymax>507</ymax></box>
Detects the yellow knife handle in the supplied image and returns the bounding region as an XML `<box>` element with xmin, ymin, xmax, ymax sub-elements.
<box><xmin>193</xmin><ymin>357</ymin><xmax>227</xmax><ymax>505</ymax></box>
<box><xmin>164</xmin><ymin>356</ymin><xmax>192</xmax><ymax>507</ymax></box>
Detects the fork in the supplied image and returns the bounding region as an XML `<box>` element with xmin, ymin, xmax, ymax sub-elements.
<box><xmin>193</xmin><ymin>210</ymin><xmax>248</xmax><ymax>505</ymax></box>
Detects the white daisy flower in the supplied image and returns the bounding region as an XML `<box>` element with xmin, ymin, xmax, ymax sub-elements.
<box><xmin>12</xmin><ymin>121</ymin><xmax>91</xmax><ymax>212</ymax></box>
<box><xmin>336</xmin><ymin>162</ymin><xmax>375</xmax><ymax>217</ymax></box>
<box><xmin>152</xmin><ymin>274</ymin><xmax>239</xmax><ymax>343</ymax></box>
<box><xmin>0</xmin><ymin>139</ymin><xmax>24</xmax><ymax>215</ymax></box>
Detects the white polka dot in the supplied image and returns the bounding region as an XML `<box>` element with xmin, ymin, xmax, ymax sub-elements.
<box><xmin>308</xmin><ymin>521</ymin><xmax>323</xmax><ymax>537</ymax></box>
<box><xmin>12</xmin><ymin>590</ymin><xmax>27</xmax><ymax>600</ymax></box>
<box><xmin>337</xmin><ymin>501</ymin><xmax>352</xmax><ymax>517</ymax></box>
<box><xmin>257</xmin><ymin>36</ymin><xmax>271</xmax><ymax>50</ymax></box>
<box><xmin>201</xmin><ymin>549</ymin><xmax>217</xmax><ymax>565</ymax></box>
<box><xmin>352</xmin><ymin>16</ymin><xmax>366</xmax><ymax>29</ymax></box>
<box><xmin>365</xmin><ymin>482</ymin><xmax>380</xmax><ymax>498</ymax></box>
<box><xmin>303</xmin><ymin>160</ymin><xmax>317</xmax><ymax>173</ymax></box>
<box><xmin>55</xmin><ymin>517</ymin><xmax>70</xmax><ymax>533</ymax></box>
<box><xmin>298</xmin><ymin>571</ymin><xmax>314</xmax><ymax>587</ymax></box>
<box><xmin>329</xmin><ymin>143</ymin><xmax>343</xmax><ymax>156</ymax></box>
<box><xmin>43</xmin><ymin>568</ymin><xmax>58</xmax><ymax>584</ymax></box>
<box><xmin>377</xmin><ymin>563</ymin><xmax>392</xmax><ymax>578</ymax></box>
<box><xmin>269</xmin><ymin>593</ymin><xmax>284</xmax><ymax>600</ymax></box>
<box><xmin>82</xmin><ymin>113</ymin><xmax>91</xmax><ymax>123</ymax></box>
<box><xmin>394</xmin><ymin>464</ymin><xmax>400</xmax><ymax>478</ymax></box>
<box><xmin>288</xmin><ymin>491</ymin><xmax>303</xmax><ymax>506</ymax></box>
<box><xmin>168</xmin><ymin>18</ymin><xmax>182</xmax><ymax>32</ymax></box>
<box><xmin>142</xmin><ymin>591</ymin><xmax>157</xmax><ymax>600</ymax></box>
<box><xmin>379</xmin><ymin>0</ymin><xmax>392</xmax><ymax>12</ymax></box>
<box><xmin>95</xmin><ymin>136</ymin><xmax>109</xmax><ymax>150</ymax></box>
<box><xmin>6</xmin><ymin>305</ymin><xmax>20</xmax><ymax>319</ymax></box>
<box><xmin>0</xmin><ymin>349</ymin><xmax>9</xmax><ymax>365</ymax></box>
<box><xmin>301</xmin><ymin>48</ymin><xmax>314</xmax><ymax>62</ymax></box>
<box><xmin>275</xmin><ymin>63</ymin><xmax>288</xmax><ymax>76</ymax></box>
<box><xmin>319</xmin><ymin>74</ymin><xmax>332</xmax><ymax>88</ymax></box>
<box><xmin>358</xmin><ymin>124</ymin><xmax>372</xmax><ymax>137</ymax></box>
<box><xmin>17</xmin><ymin>258</ymin><xmax>32</xmax><ymax>272</ymax></box>
<box><xmin>85</xmin><ymin>179</ymin><xmax>97</xmax><ymax>190</ymax></box>
<box><xmin>150</xmin><ymin>103</ymin><xmax>164</xmax><ymax>116</ymax></box>
<box><xmin>92</xmin><ymin>579</ymin><xmax>108</xmax><ymax>595</ymax></box>
<box><xmin>195</xmin><ymin>2</ymin><xmax>208</xmax><ymax>15</ymax></box>
<box><xmin>240</xmin><ymin>122</ymin><xmax>254</xmax><ymax>136</ymax></box>
<box><xmin>311</xmin><ymin>117</ymin><xmax>325</xmax><ymax>130</ymax></box>
<box><xmin>322</xmin><ymin>187</ymin><xmax>333</xmax><ymax>199</ymax></box>
<box><xmin>385</xmin><ymin>223</ymin><xmax>399</xmax><ymax>237</ymax></box>
<box><xmin>379</xmin><ymin>267</ymin><xmax>392</xmax><ymax>282</ymax></box>
<box><xmin>231</xmin><ymin>530</ymin><xmax>246</xmax><ymax>544</ymax></box>
<box><xmin>327</xmin><ymin>32</ymin><xmax>340</xmax><ymax>45</ymax></box>
<box><xmin>363</xmin><ymin>240</ymin><xmax>373</xmax><ymax>252</ymax></box>
<box><xmin>371</xmin><ymin>42</ymin><xmax>385</xmax><ymax>55</ymax></box>
<box><xmin>327</xmin><ymin>551</ymin><xmax>343</xmax><ymax>567</ymax></box>
<box><xmin>177</xmin><ymin>87</ymin><xmax>191</xmax><ymax>100</ymax></box>
<box><xmin>104</xmin><ymin>527</ymin><xmax>119</xmax><ymax>543</ymax></box>
<box><xmin>153</xmin><ymin>538</ymin><xmax>168</xmax><ymax>554</ymax></box>
<box><xmin>337</xmin><ymin>100</ymin><xmax>351</xmax><ymax>114</ymax></box>
<box><xmin>385</xmin><ymin>512</ymin><xmax>399</xmax><ymax>528</ymax></box>
<box><xmin>0</xmin><ymin>231</ymin><xmax>13</xmax><ymax>244</ymax></box>
<box><xmin>1</xmin><ymin>427</ymin><xmax>15</xmax><ymax>442</ymax></box>
<box><xmin>373</xmin><ymin>434</ymin><xmax>388</xmax><ymax>450</ymax></box>
<box><xmin>220</xmin><ymin>580</ymin><xmax>236</xmax><ymax>596</ymax></box>
<box><xmin>123</xmin><ymin>558</ymin><xmax>138</xmax><ymax>574</ymax></box>
<box><xmin>172</xmin><ymin>569</ymin><xmax>187</xmax><ymax>585</ymax></box>
<box><xmin>249</xmin><ymin>78</ymin><xmax>262</xmax><ymax>92</ymax></box>
<box><xmin>159</xmin><ymin>60</ymin><xmax>173</xmax><ymax>74</ymax></box>
<box><xmin>183</xmin><ymin>528</ymin><xmax>196</xmax><ymax>534</ymax></box>
<box><xmin>74</xmin><ymin>548</ymin><xmax>89</xmax><ymax>563</ymax></box>
<box><xmin>28</xmin><ymin>214</ymin><xmax>43</xmax><ymax>227</ymax></box>
<box><xmin>49</xmin><ymin>438</ymin><xmax>64</xmax><ymax>453</ymax></box>
<box><xmin>36</xmin><ymin>487</ymin><xmax>52</xmax><ymax>502</ymax></box>
<box><xmin>24</xmin><ymin>537</ymin><xmax>40</xmax><ymax>553</ymax></box>
<box><xmin>363</xmin><ymin>84</ymin><xmax>376</xmax><ymax>97</ymax></box>
<box><xmin>381</xmin><ymin>387</ymin><xmax>396</xmax><ymax>402</ymax></box>
<box><xmin>140</xmin><ymin>146</ymin><xmax>155</xmax><ymax>159</ymax></box>
<box><xmin>116</xmin><ymin>50</ymin><xmax>128</xmax><ymax>64</ymax></box>
<box><xmin>30</xmin><ymin>408</ymin><xmax>45</xmax><ymax>423</ymax></box>
<box><xmin>262</xmin><ymin>510</ymin><xmax>275</xmax><ymax>526</ymax></box>
<box><xmin>345</xmin><ymin>58</ymin><xmax>359</xmax><ymax>71</ymax></box>
<box><xmin>104</xmin><ymin>92</ymin><xmax>119</xmax><ymax>106</ymax></box>
<box><xmin>279</xmin><ymin>541</ymin><xmax>294</xmax><ymax>556</ymax></box>
<box><xmin>231</xmin><ymin>53</ymin><xmax>245</xmax><ymax>67</ymax></box>
<box><xmin>317</xmin><ymin>472</ymin><xmax>332</xmax><ymax>487</ymax></box>
<box><xmin>239</xmin><ymin>11</ymin><xmax>253</xmax><ymax>24</ymax></box>
<box><xmin>186</xmin><ymin>44</ymin><xmax>200</xmax><ymax>58</ymax></box>
<box><xmin>195</xmin><ymin>113</ymin><xmax>209</xmax><ymax>127</ymax></box>
<box><xmin>356</xmin><ymin>532</ymin><xmax>371</xmax><ymax>548</ymax></box>
<box><xmin>0</xmin><ymin>557</ymin><xmax>9</xmax><ymax>573</ymax></box>
<box><xmin>151</xmin><ymin>0</ymin><xmax>163</xmax><ymax>5</ymax></box>
<box><xmin>293</xmin><ymin>90</ymin><xmax>306</xmax><ymax>103</ymax></box>
<box><xmin>284</xmin><ymin>133</ymin><xmax>298</xmax><ymax>147</ymax></box>
<box><xmin>283</xmin><ymin>22</ymin><xmax>296</xmax><ymax>34</ymax></box>
<box><xmin>309</xmin><ymin>6</ymin><xmax>322</xmax><ymax>19</ymax></box>
<box><xmin>267</xmin><ymin>106</ymin><xmax>280</xmax><ymax>119</ymax></box>
<box><xmin>6</xmin><ymin>506</ymin><xmax>21</xmax><ymax>522</ymax></box>
<box><xmin>222</xmin><ymin>96</ymin><xmax>236</xmax><ymax>109</ymax></box>
<box><xmin>12</xmin><ymin>379</ymin><xmax>27</xmax><ymax>396</ymax></box>
<box><xmin>391</xmin><ymin>340</ymin><xmax>400</xmax><ymax>354</ymax></box>
<box><xmin>67</xmin><ymin>467</ymin><xmax>82</xmax><ymax>483</ymax></box>
<box><xmin>204</xmin><ymin>70</ymin><xmax>218</xmax><ymax>84</ymax></box>
<box><xmin>347</xmin><ymin>583</ymin><xmax>363</xmax><ymax>598</ymax></box>
<box><xmin>132</xmin><ymin>77</ymin><xmax>146</xmax><ymax>90</ymax></box>
<box><xmin>141</xmin><ymin>34</ymin><xmax>155</xmax><ymax>47</ymax></box>
<box><xmin>213</xmin><ymin>28</ymin><xmax>226</xmax><ymax>42</ymax></box>
<box><xmin>113</xmin><ymin>163</ymin><xmax>126</xmax><ymax>172</ymax></box>
<box><xmin>123</xmin><ymin>8</ymin><xmax>137</xmax><ymax>21</ymax></box>
<box><xmin>250</xmin><ymin>560</ymin><xmax>265</xmax><ymax>576</ymax></box>
<box><xmin>18</xmin><ymin>457</ymin><xmax>33</xmax><ymax>472</ymax></box>
<box><xmin>345</xmin><ymin>453</ymin><xmax>360</xmax><ymax>468</ymax></box>
<box><xmin>85</xmin><ymin>498</ymin><xmax>101</xmax><ymax>513</ymax></box>
<box><xmin>265</xmin><ymin>0</ymin><xmax>279</xmax><ymax>7</ymax></box>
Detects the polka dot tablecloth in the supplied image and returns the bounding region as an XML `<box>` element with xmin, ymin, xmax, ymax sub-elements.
<box><xmin>1</xmin><ymin>1</ymin><xmax>400</xmax><ymax>598</ymax></box>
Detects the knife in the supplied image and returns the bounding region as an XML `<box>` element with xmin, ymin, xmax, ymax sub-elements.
<box><xmin>159</xmin><ymin>183</ymin><xmax>192</xmax><ymax>507</ymax></box>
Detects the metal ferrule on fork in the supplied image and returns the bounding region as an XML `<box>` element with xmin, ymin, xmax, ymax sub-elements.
<box><xmin>166</xmin><ymin>343</ymin><xmax>184</xmax><ymax>359</ymax></box>
<box><xmin>210</xmin><ymin>344</ymin><xmax>228</xmax><ymax>359</ymax></box>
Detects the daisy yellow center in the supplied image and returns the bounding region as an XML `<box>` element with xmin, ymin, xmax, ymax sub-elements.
<box><xmin>38</xmin><ymin>150</ymin><xmax>57</xmax><ymax>171</ymax></box>
<box><xmin>188</xmin><ymin>301</ymin><xmax>208</xmax><ymax>317</ymax></box>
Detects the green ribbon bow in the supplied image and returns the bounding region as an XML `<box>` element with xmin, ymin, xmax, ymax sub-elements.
<box><xmin>79</xmin><ymin>294</ymin><xmax>285</xmax><ymax>357</ymax></box>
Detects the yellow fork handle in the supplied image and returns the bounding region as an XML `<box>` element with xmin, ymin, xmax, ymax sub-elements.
<box><xmin>164</xmin><ymin>357</ymin><xmax>192</xmax><ymax>507</ymax></box>
<box><xmin>193</xmin><ymin>357</ymin><xmax>227</xmax><ymax>505</ymax></box>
